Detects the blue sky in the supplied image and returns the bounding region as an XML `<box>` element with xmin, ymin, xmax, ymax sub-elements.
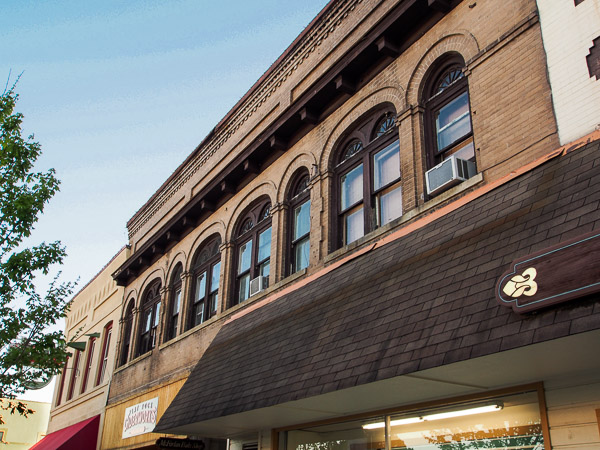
<box><xmin>1</xmin><ymin>0</ymin><xmax>329</xmax><ymax>402</ymax></box>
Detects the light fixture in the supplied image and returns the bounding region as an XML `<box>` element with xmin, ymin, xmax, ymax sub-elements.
<box><xmin>363</xmin><ymin>417</ymin><xmax>424</xmax><ymax>429</ymax></box>
<box><xmin>362</xmin><ymin>402</ymin><xmax>503</xmax><ymax>430</ymax></box>
<box><xmin>422</xmin><ymin>404</ymin><xmax>503</xmax><ymax>421</ymax></box>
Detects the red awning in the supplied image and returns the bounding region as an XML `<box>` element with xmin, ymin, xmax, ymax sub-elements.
<box><xmin>30</xmin><ymin>415</ymin><xmax>99</xmax><ymax>450</ymax></box>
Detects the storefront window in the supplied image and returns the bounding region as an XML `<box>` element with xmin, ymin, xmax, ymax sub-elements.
<box><xmin>286</xmin><ymin>391</ymin><xmax>544</xmax><ymax>450</ymax></box>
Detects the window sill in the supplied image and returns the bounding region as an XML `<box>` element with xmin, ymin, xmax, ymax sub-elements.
<box><xmin>229</xmin><ymin>268</ymin><xmax>308</xmax><ymax>310</ymax></box>
<box><xmin>326</xmin><ymin>173</ymin><xmax>483</xmax><ymax>263</ymax></box>
<box><xmin>159</xmin><ymin>313</ymin><xmax>222</xmax><ymax>351</ymax></box>
<box><xmin>423</xmin><ymin>172</ymin><xmax>483</xmax><ymax>209</ymax></box>
<box><xmin>114</xmin><ymin>349</ymin><xmax>153</xmax><ymax>374</ymax></box>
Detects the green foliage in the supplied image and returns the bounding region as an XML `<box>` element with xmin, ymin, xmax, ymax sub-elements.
<box><xmin>0</xmin><ymin>83</ymin><xmax>75</xmax><ymax>410</ymax></box>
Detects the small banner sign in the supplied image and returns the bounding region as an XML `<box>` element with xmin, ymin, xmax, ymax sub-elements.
<box><xmin>122</xmin><ymin>397</ymin><xmax>159</xmax><ymax>439</ymax></box>
<box><xmin>156</xmin><ymin>437</ymin><xmax>207</xmax><ymax>449</ymax></box>
<box><xmin>496</xmin><ymin>230</ymin><xmax>600</xmax><ymax>313</ymax></box>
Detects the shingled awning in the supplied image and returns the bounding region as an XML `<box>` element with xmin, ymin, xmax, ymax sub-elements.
<box><xmin>156</xmin><ymin>137</ymin><xmax>600</xmax><ymax>438</ymax></box>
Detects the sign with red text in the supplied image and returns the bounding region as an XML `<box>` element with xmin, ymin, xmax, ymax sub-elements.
<box><xmin>496</xmin><ymin>231</ymin><xmax>600</xmax><ymax>313</ymax></box>
<box><xmin>122</xmin><ymin>397</ymin><xmax>159</xmax><ymax>439</ymax></box>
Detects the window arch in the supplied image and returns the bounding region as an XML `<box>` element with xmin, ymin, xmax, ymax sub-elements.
<box><xmin>137</xmin><ymin>280</ymin><xmax>161</xmax><ymax>356</ymax></box>
<box><xmin>287</xmin><ymin>170</ymin><xmax>311</xmax><ymax>275</ymax></box>
<box><xmin>166</xmin><ymin>264</ymin><xmax>183</xmax><ymax>341</ymax></box>
<box><xmin>188</xmin><ymin>236</ymin><xmax>221</xmax><ymax>329</ymax></box>
<box><xmin>119</xmin><ymin>299</ymin><xmax>135</xmax><ymax>367</ymax></box>
<box><xmin>333</xmin><ymin>107</ymin><xmax>401</xmax><ymax>248</ymax></box>
<box><xmin>423</xmin><ymin>54</ymin><xmax>475</xmax><ymax>168</ymax></box>
<box><xmin>233</xmin><ymin>198</ymin><xmax>272</xmax><ymax>304</ymax></box>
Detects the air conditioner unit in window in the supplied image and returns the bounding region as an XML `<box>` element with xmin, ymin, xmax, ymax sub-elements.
<box><xmin>249</xmin><ymin>276</ymin><xmax>268</xmax><ymax>297</ymax></box>
<box><xmin>425</xmin><ymin>155</ymin><xmax>477</xmax><ymax>197</ymax></box>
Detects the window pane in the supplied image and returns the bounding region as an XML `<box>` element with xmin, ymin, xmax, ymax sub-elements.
<box><xmin>258</xmin><ymin>227</ymin><xmax>272</xmax><ymax>262</ymax></box>
<box><xmin>378</xmin><ymin>185</ymin><xmax>402</xmax><ymax>225</ymax></box>
<box><xmin>209</xmin><ymin>292</ymin><xmax>218</xmax><ymax>314</ymax></box>
<box><xmin>100</xmin><ymin>330</ymin><xmax>111</xmax><ymax>383</ymax></box>
<box><xmin>345</xmin><ymin>207</ymin><xmax>364</xmax><ymax>245</ymax></box>
<box><xmin>449</xmin><ymin>140</ymin><xmax>475</xmax><ymax>161</ymax></box>
<box><xmin>194</xmin><ymin>301</ymin><xmax>205</xmax><ymax>326</ymax></box>
<box><xmin>143</xmin><ymin>310</ymin><xmax>152</xmax><ymax>332</ymax></box>
<box><xmin>260</xmin><ymin>260</ymin><xmax>270</xmax><ymax>279</ymax></box>
<box><xmin>341</xmin><ymin>164</ymin><xmax>363</xmax><ymax>210</ymax></box>
<box><xmin>195</xmin><ymin>272</ymin><xmax>207</xmax><ymax>300</ymax></box>
<box><xmin>238</xmin><ymin>241</ymin><xmax>252</xmax><ymax>274</ymax></box>
<box><xmin>436</xmin><ymin>91</ymin><xmax>471</xmax><ymax>151</ymax></box>
<box><xmin>210</xmin><ymin>262</ymin><xmax>221</xmax><ymax>293</ymax></box>
<box><xmin>294</xmin><ymin>200</ymin><xmax>311</xmax><ymax>240</ymax></box>
<box><xmin>171</xmin><ymin>315</ymin><xmax>178</xmax><ymax>338</ymax></box>
<box><xmin>153</xmin><ymin>302</ymin><xmax>161</xmax><ymax>328</ymax></box>
<box><xmin>294</xmin><ymin>237</ymin><xmax>310</xmax><ymax>272</ymax></box>
<box><xmin>173</xmin><ymin>289</ymin><xmax>181</xmax><ymax>315</ymax></box>
<box><xmin>373</xmin><ymin>141</ymin><xmax>400</xmax><ymax>190</ymax></box>
<box><xmin>287</xmin><ymin>416</ymin><xmax>385</xmax><ymax>450</ymax></box>
<box><xmin>239</xmin><ymin>274</ymin><xmax>250</xmax><ymax>302</ymax></box>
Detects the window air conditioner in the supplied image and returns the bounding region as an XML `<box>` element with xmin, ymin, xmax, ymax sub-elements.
<box><xmin>425</xmin><ymin>155</ymin><xmax>476</xmax><ymax>196</ymax></box>
<box><xmin>249</xmin><ymin>276</ymin><xmax>268</xmax><ymax>297</ymax></box>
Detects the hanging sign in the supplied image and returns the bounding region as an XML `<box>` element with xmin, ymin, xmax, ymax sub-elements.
<box><xmin>496</xmin><ymin>230</ymin><xmax>600</xmax><ymax>313</ymax></box>
<box><xmin>122</xmin><ymin>397</ymin><xmax>159</xmax><ymax>439</ymax></box>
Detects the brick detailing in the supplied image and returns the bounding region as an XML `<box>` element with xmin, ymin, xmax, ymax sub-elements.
<box><xmin>126</xmin><ymin>0</ymin><xmax>362</xmax><ymax>239</ymax></box>
<box><xmin>156</xmin><ymin>140</ymin><xmax>600</xmax><ymax>431</ymax></box>
<box><xmin>587</xmin><ymin>36</ymin><xmax>600</xmax><ymax>80</ymax></box>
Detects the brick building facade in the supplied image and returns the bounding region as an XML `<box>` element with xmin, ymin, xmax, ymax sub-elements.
<box><xmin>100</xmin><ymin>1</ymin><xmax>600</xmax><ymax>449</ymax></box>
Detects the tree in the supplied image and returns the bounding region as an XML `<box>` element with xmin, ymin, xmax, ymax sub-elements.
<box><xmin>0</xmin><ymin>82</ymin><xmax>75</xmax><ymax>422</ymax></box>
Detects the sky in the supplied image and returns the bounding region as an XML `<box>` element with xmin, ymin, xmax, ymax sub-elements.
<box><xmin>1</xmin><ymin>0</ymin><xmax>330</xmax><ymax>403</ymax></box>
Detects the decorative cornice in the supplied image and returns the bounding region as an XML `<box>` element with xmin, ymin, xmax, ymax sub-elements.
<box><xmin>127</xmin><ymin>0</ymin><xmax>362</xmax><ymax>240</ymax></box>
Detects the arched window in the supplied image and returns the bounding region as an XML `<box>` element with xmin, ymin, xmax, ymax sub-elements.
<box><xmin>166</xmin><ymin>264</ymin><xmax>183</xmax><ymax>340</ymax></box>
<box><xmin>137</xmin><ymin>280</ymin><xmax>161</xmax><ymax>356</ymax></box>
<box><xmin>288</xmin><ymin>170</ymin><xmax>311</xmax><ymax>274</ymax></box>
<box><xmin>189</xmin><ymin>236</ymin><xmax>221</xmax><ymax>329</ymax></box>
<box><xmin>96</xmin><ymin>321</ymin><xmax>113</xmax><ymax>386</ymax></box>
<box><xmin>424</xmin><ymin>55</ymin><xmax>475</xmax><ymax>168</ymax></box>
<box><xmin>234</xmin><ymin>198</ymin><xmax>272</xmax><ymax>304</ymax></box>
<box><xmin>334</xmin><ymin>109</ymin><xmax>401</xmax><ymax>248</ymax></box>
<box><xmin>119</xmin><ymin>299</ymin><xmax>134</xmax><ymax>367</ymax></box>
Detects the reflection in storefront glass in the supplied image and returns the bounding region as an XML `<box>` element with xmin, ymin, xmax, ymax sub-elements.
<box><xmin>287</xmin><ymin>392</ymin><xmax>544</xmax><ymax>450</ymax></box>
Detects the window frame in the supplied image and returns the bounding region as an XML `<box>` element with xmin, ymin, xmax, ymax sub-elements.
<box><xmin>166</xmin><ymin>265</ymin><xmax>183</xmax><ymax>340</ymax></box>
<box><xmin>287</xmin><ymin>171</ymin><xmax>311</xmax><ymax>275</ymax></box>
<box><xmin>119</xmin><ymin>300</ymin><xmax>135</xmax><ymax>367</ymax></box>
<box><xmin>96</xmin><ymin>321</ymin><xmax>112</xmax><ymax>386</ymax></box>
<box><xmin>137</xmin><ymin>280</ymin><xmax>162</xmax><ymax>357</ymax></box>
<box><xmin>55</xmin><ymin>356</ymin><xmax>69</xmax><ymax>406</ymax></box>
<box><xmin>233</xmin><ymin>199</ymin><xmax>272</xmax><ymax>305</ymax></box>
<box><xmin>333</xmin><ymin>109</ymin><xmax>401</xmax><ymax>249</ymax></box>
<box><xmin>188</xmin><ymin>236</ymin><xmax>222</xmax><ymax>330</ymax></box>
<box><xmin>424</xmin><ymin>56</ymin><xmax>475</xmax><ymax>170</ymax></box>
<box><xmin>80</xmin><ymin>336</ymin><xmax>96</xmax><ymax>394</ymax></box>
<box><xmin>66</xmin><ymin>349</ymin><xmax>81</xmax><ymax>401</ymax></box>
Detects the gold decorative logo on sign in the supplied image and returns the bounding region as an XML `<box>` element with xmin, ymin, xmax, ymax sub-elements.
<box><xmin>501</xmin><ymin>267</ymin><xmax>538</xmax><ymax>298</ymax></box>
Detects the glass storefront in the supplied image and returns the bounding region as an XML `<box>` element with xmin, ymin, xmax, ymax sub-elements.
<box><xmin>286</xmin><ymin>391</ymin><xmax>544</xmax><ymax>450</ymax></box>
